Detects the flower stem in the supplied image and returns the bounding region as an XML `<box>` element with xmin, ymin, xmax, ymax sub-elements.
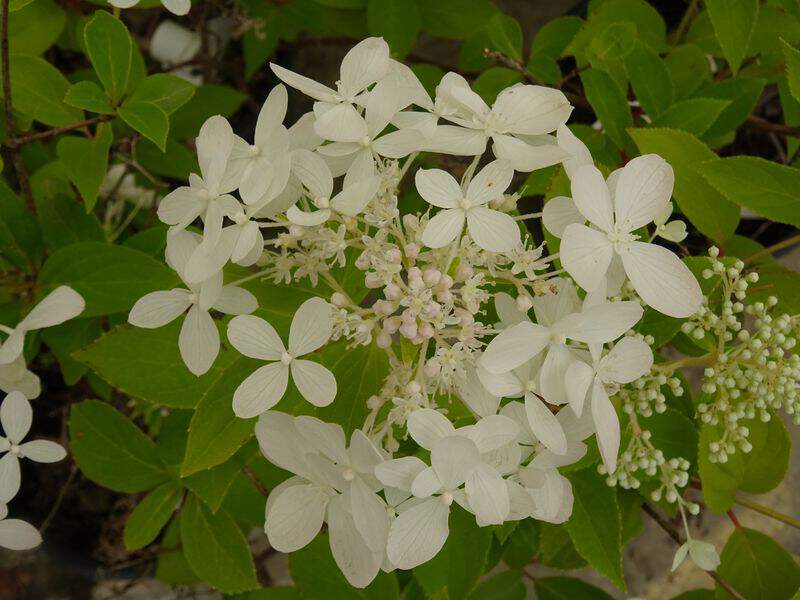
<box><xmin>734</xmin><ymin>496</ymin><xmax>800</xmax><ymax>529</ymax></box>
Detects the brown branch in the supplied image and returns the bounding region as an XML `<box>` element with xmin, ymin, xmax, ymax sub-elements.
<box><xmin>642</xmin><ymin>504</ymin><xmax>745</xmax><ymax>600</ymax></box>
<box><xmin>6</xmin><ymin>114</ymin><xmax>113</xmax><ymax>148</ymax></box>
<box><xmin>744</xmin><ymin>114</ymin><xmax>800</xmax><ymax>137</ymax></box>
<box><xmin>243</xmin><ymin>465</ymin><xmax>270</xmax><ymax>498</ymax></box>
<box><xmin>1</xmin><ymin>0</ymin><xmax>34</xmax><ymax>211</ymax></box>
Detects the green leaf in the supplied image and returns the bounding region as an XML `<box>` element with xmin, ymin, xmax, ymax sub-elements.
<box><xmin>33</xmin><ymin>190</ymin><xmax>106</xmax><ymax>250</ymax></box>
<box><xmin>5</xmin><ymin>54</ymin><xmax>83</xmax><ymax>126</ymax></box>
<box><xmin>694</xmin><ymin>77</ymin><xmax>765</xmax><ymax>144</ymax></box>
<box><xmin>118</xmin><ymin>101</ymin><xmax>170</xmax><ymax>151</ymax></box>
<box><xmin>628</xmin><ymin>128</ymin><xmax>739</xmax><ymax>244</ymax></box>
<box><xmin>413</xmin><ymin>506</ymin><xmax>493</xmax><ymax>600</ymax></box>
<box><xmin>782</xmin><ymin>38</ymin><xmax>800</xmax><ymax>104</ymax></box>
<box><xmin>624</xmin><ymin>41</ymin><xmax>673</xmax><ymax>117</ymax></box>
<box><xmin>7</xmin><ymin>0</ymin><xmax>65</xmax><ymax>56</ymax></box>
<box><xmin>618</xmin><ymin>489</ymin><xmax>643</xmax><ymax>543</ymax></box>
<box><xmin>699</xmin><ymin>413</ymin><xmax>791</xmax><ymax>512</ymax></box>
<box><xmin>487</xmin><ymin>13</ymin><xmax>523</xmax><ymax>61</ymax></box>
<box><xmin>590</xmin><ymin>22</ymin><xmax>637</xmax><ymax>61</ymax></box>
<box><xmin>75</xmin><ymin>323</ymin><xmax>237</xmax><ymax>408</ymax></box>
<box><xmin>41</xmin><ymin>317</ymin><xmax>102</xmax><ymax>385</ymax></box>
<box><xmin>170</xmin><ymin>84</ymin><xmax>246</xmax><ymax>139</ymax></box>
<box><xmin>127</xmin><ymin>73</ymin><xmax>196</xmax><ymax>115</ymax></box>
<box><xmin>538</xmin><ymin>523</ymin><xmax>587</xmax><ymax>569</ymax></box>
<box><xmin>705</xmin><ymin>0</ymin><xmax>759</xmax><ymax>75</ymax></box>
<box><xmin>183</xmin><ymin>443</ymin><xmax>257</xmax><ymax>512</ymax></box>
<box><xmin>501</xmin><ymin>519</ymin><xmax>540</xmax><ymax>569</ymax></box>
<box><xmin>698</xmin><ymin>156</ymin><xmax>800</xmax><ymax>228</ymax></box>
<box><xmin>716</xmin><ymin>527</ymin><xmax>800</xmax><ymax>600</ymax></box>
<box><xmin>181</xmin><ymin>357</ymin><xmax>259</xmax><ymax>476</ymax></box>
<box><xmin>666</xmin><ymin>44</ymin><xmax>712</xmax><ymax>100</ymax></box>
<box><xmin>0</xmin><ymin>178</ymin><xmax>42</xmax><ymax>272</ymax></box>
<box><xmin>570</xmin><ymin>0</ymin><xmax>667</xmax><ymax>58</ymax></box>
<box><xmin>83</xmin><ymin>10</ymin><xmax>133</xmax><ymax>102</ymax></box>
<box><xmin>472</xmin><ymin>68</ymin><xmax>522</xmax><ymax>104</ymax></box>
<box><xmin>564</xmin><ymin>469</ymin><xmax>625</xmax><ymax>590</ymax></box>
<box><xmin>69</xmin><ymin>399</ymin><xmax>169</xmax><ymax>493</ymax></box>
<box><xmin>180</xmin><ymin>494</ymin><xmax>259</xmax><ymax>593</ymax></box>
<box><xmin>241</xmin><ymin>2</ymin><xmax>281</xmax><ymax>79</ymax></box>
<box><xmin>135</xmin><ymin>138</ymin><xmax>199</xmax><ymax>180</ymax></box>
<box><xmin>527</xmin><ymin>16</ymin><xmax>583</xmax><ymax>84</ymax></box>
<box><xmin>580</xmin><ymin>68</ymin><xmax>633</xmax><ymax>152</ymax></box>
<box><xmin>650</xmin><ymin>98</ymin><xmax>731</xmax><ymax>136</ymax></box>
<box><xmin>290</xmin><ymin>533</ymin><xmax>399</xmax><ymax>599</ymax></box>
<box><xmin>156</xmin><ymin>516</ymin><xmax>201</xmax><ymax>585</ymax></box>
<box><xmin>417</xmin><ymin>0</ymin><xmax>497</xmax><ymax>40</ymax></box>
<box><xmin>469</xmin><ymin>571</ymin><xmax>525</xmax><ymax>600</ymax></box>
<box><xmin>124</xmin><ymin>481</ymin><xmax>182</xmax><ymax>551</ymax></box>
<box><xmin>367</xmin><ymin>0</ymin><xmax>420</xmax><ymax>59</ymax></box>
<box><xmin>535</xmin><ymin>576</ymin><xmax>615</xmax><ymax>600</ymax></box>
<box><xmin>37</xmin><ymin>242</ymin><xmax>180</xmax><ymax>318</ymax></box>
<box><xmin>64</xmin><ymin>81</ymin><xmax>115</xmax><ymax>115</ymax></box>
<box><xmin>56</xmin><ymin>122</ymin><xmax>113</xmax><ymax>212</ymax></box>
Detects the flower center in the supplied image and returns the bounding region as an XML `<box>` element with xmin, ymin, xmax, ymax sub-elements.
<box><xmin>440</xmin><ymin>492</ymin><xmax>454</xmax><ymax>506</ymax></box>
<box><xmin>314</xmin><ymin>196</ymin><xmax>330</xmax><ymax>209</ymax></box>
<box><xmin>280</xmin><ymin>351</ymin><xmax>293</xmax><ymax>366</ymax></box>
<box><xmin>606</xmin><ymin>230</ymin><xmax>637</xmax><ymax>249</ymax></box>
<box><xmin>232</xmin><ymin>211</ymin><xmax>249</xmax><ymax>225</ymax></box>
<box><xmin>249</xmin><ymin>144</ymin><xmax>260</xmax><ymax>157</ymax></box>
<box><xmin>342</xmin><ymin>468</ymin><xmax>355</xmax><ymax>481</ymax></box>
<box><xmin>9</xmin><ymin>444</ymin><xmax>21</xmax><ymax>456</ymax></box>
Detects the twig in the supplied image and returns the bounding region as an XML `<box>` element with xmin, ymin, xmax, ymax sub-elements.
<box><xmin>744</xmin><ymin>233</ymin><xmax>800</xmax><ymax>264</ymax></box>
<box><xmin>5</xmin><ymin>115</ymin><xmax>113</xmax><ymax>148</ymax></box>
<box><xmin>744</xmin><ymin>114</ymin><xmax>800</xmax><ymax>137</ymax></box>
<box><xmin>734</xmin><ymin>496</ymin><xmax>800</xmax><ymax>529</ymax></box>
<box><xmin>642</xmin><ymin>503</ymin><xmax>745</xmax><ymax>600</ymax></box>
<box><xmin>243</xmin><ymin>465</ymin><xmax>270</xmax><ymax>498</ymax></box>
<box><xmin>39</xmin><ymin>465</ymin><xmax>78</xmax><ymax>535</ymax></box>
<box><xmin>1</xmin><ymin>0</ymin><xmax>34</xmax><ymax>211</ymax></box>
<box><xmin>671</xmin><ymin>0</ymin><xmax>700</xmax><ymax>45</ymax></box>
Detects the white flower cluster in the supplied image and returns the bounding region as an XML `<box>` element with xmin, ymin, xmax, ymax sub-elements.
<box><xmin>0</xmin><ymin>287</ymin><xmax>83</xmax><ymax>550</ymax></box>
<box><xmin>126</xmin><ymin>37</ymin><xmax>712</xmax><ymax>583</ymax></box>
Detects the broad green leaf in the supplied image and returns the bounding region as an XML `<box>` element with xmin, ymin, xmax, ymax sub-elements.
<box><xmin>156</xmin><ymin>516</ymin><xmax>201</xmax><ymax>585</ymax></box>
<box><xmin>169</xmin><ymin>83</ymin><xmax>246</xmax><ymax>140</ymax></box>
<box><xmin>716</xmin><ymin>527</ymin><xmax>800</xmax><ymax>600</ymax></box>
<box><xmin>0</xmin><ymin>178</ymin><xmax>42</xmax><ymax>272</ymax></box>
<box><xmin>634</xmin><ymin>307</ymin><xmax>681</xmax><ymax>348</ymax></box>
<box><xmin>414</xmin><ymin>506</ymin><xmax>493</xmax><ymax>600</ymax></box>
<box><xmin>590</xmin><ymin>22</ymin><xmax>637</xmax><ymax>61</ymax></box>
<box><xmin>624</xmin><ymin>41</ymin><xmax>672</xmax><ymax>117</ymax></box>
<box><xmin>580</xmin><ymin>68</ymin><xmax>633</xmax><ymax>152</ymax></box>
<box><xmin>37</xmin><ymin>242</ymin><xmax>180</xmax><ymax>317</ymax></box>
<box><xmin>699</xmin><ymin>413</ymin><xmax>791</xmax><ymax>512</ymax></box>
<box><xmin>7</xmin><ymin>0</ymin><xmax>64</xmax><ymax>56</ymax></box>
<box><xmin>698</xmin><ymin>156</ymin><xmax>800</xmax><ymax>228</ymax></box>
<box><xmin>628</xmin><ymin>128</ymin><xmax>739</xmax><ymax>244</ymax></box>
<box><xmin>618</xmin><ymin>489</ymin><xmax>643</xmax><ymax>543</ymax></box>
<box><xmin>650</xmin><ymin>98</ymin><xmax>731</xmax><ymax>136</ymax></box>
<box><xmin>33</xmin><ymin>191</ymin><xmax>106</xmax><ymax>250</ymax></box>
<box><xmin>666</xmin><ymin>44</ymin><xmax>711</xmax><ymax>100</ymax></box>
<box><xmin>75</xmin><ymin>323</ymin><xmax>237</xmax><ymax>408</ymax></box>
<box><xmin>290</xmin><ymin>533</ymin><xmax>400</xmax><ymax>599</ymax></box>
<box><xmin>135</xmin><ymin>138</ymin><xmax>199</xmax><ymax>180</ymax></box>
<box><xmin>487</xmin><ymin>13</ymin><xmax>523</xmax><ymax>61</ymax></box>
<box><xmin>745</xmin><ymin>261</ymin><xmax>800</xmax><ymax>315</ymax></box>
<box><xmin>41</xmin><ymin>317</ymin><xmax>102</xmax><ymax>385</ymax></box>
<box><xmin>367</xmin><ymin>0</ymin><xmax>420</xmax><ymax>59</ymax></box>
<box><xmin>501</xmin><ymin>519</ymin><xmax>540</xmax><ymax>569</ymax></box>
<box><xmin>564</xmin><ymin>469</ymin><xmax>625</xmax><ymax>590</ymax></box>
<box><xmin>64</xmin><ymin>81</ymin><xmax>115</xmax><ymax>115</ymax></box>
<box><xmin>118</xmin><ymin>101</ymin><xmax>170</xmax><ymax>151</ymax></box>
<box><xmin>181</xmin><ymin>357</ymin><xmax>259</xmax><ymax>476</ymax></box>
<box><xmin>84</xmin><ymin>11</ymin><xmax>133</xmax><ymax>102</ymax></box>
<box><xmin>124</xmin><ymin>481</ymin><xmax>182</xmax><ymax>551</ymax></box>
<box><xmin>123</xmin><ymin>225</ymin><xmax>169</xmax><ymax>257</ymax></box>
<box><xmin>180</xmin><ymin>494</ymin><xmax>259</xmax><ymax>593</ymax></box>
<box><xmin>469</xmin><ymin>571</ymin><xmax>525</xmax><ymax>600</ymax></box>
<box><xmin>418</xmin><ymin>0</ymin><xmax>497</xmax><ymax>40</ymax></box>
<box><xmin>705</xmin><ymin>0</ymin><xmax>759</xmax><ymax>75</ymax></box>
<box><xmin>5</xmin><ymin>54</ymin><xmax>82</xmax><ymax>126</ymax></box>
<box><xmin>127</xmin><ymin>73</ymin><xmax>196</xmax><ymax>115</ymax></box>
<box><xmin>473</xmin><ymin>67</ymin><xmax>522</xmax><ymax>104</ymax></box>
<box><xmin>570</xmin><ymin>0</ymin><xmax>667</xmax><ymax>57</ymax></box>
<box><xmin>535</xmin><ymin>576</ymin><xmax>615</xmax><ymax>600</ymax></box>
<box><xmin>527</xmin><ymin>16</ymin><xmax>583</xmax><ymax>83</ymax></box>
<box><xmin>694</xmin><ymin>77</ymin><xmax>765</xmax><ymax>144</ymax></box>
<box><xmin>538</xmin><ymin>523</ymin><xmax>587</xmax><ymax>569</ymax></box>
<box><xmin>183</xmin><ymin>442</ymin><xmax>257</xmax><ymax>512</ymax></box>
<box><xmin>241</xmin><ymin>2</ymin><xmax>281</xmax><ymax>78</ymax></box>
<box><xmin>56</xmin><ymin>122</ymin><xmax>113</xmax><ymax>212</ymax></box>
<box><xmin>641</xmin><ymin>408</ymin><xmax>698</xmax><ymax>466</ymax></box>
<box><xmin>69</xmin><ymin>399</ymin><xmax>169</xmax><ymax>493</ymax></box>
<box><xmin>782</xmin><ymin>38</ymin><xmax>800</xmax><ymax>104</ymax></box>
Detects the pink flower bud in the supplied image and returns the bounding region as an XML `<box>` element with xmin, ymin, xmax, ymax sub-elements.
<box><xmin>331</xmin><ymin>292</ymin><xmax>348</xmax><ymax>308</ymax></box>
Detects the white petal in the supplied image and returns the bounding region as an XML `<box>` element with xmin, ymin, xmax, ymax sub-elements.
<box><xmin>256</xmin><ymin>412</ymin><xmax>310</xmax><ymax>475</ymax></box>
<box><xmin>19</xmin><ymin>440</ymin><xmax>66</xmax><ymax>463</ymax></box>
<box><xmin>465</xmin><ymin>463</ymin><xmax>509</xmax><ymax>525</ymax></box>
<box><xmin>348</xmin><ymin>430</ymin><xmax>384</xmax><ymax>474</ymax></box>
<box><xmin>158</xmin><ymin>187</ymin><xmax>204</xmax><ymax>228</ymax></box>
<box><xmin>431</xmin><ymin>436</ymin><xmax>480</xmax><ymax>489</ymax></box>
<box><xmin>314</xmin><ymin>103</ymin><xmax>368</xmax><ymax>143</ymax></box>
<box><xmin>22</xmin><ymin>286</ymin><xmax>85</xmax><ymax>330</ymax></box>
<box><xmin>530</xmin><ymin>440</ymin><xmax>587</xmax><ymax>469</ymax></box>
<box><xmin>466</xmin><ymin>206</ymin><xmax>520</xmax><ymax>253</ymax></box>
<box><xmin>492</xmin><ymin>133</ymin><xmax>568</xmax><ymax>172</ymax></box>
<box><xmin>525</xmin><ymin>468</ymin><xmax>572</xmax><ymax>523</ymax></box>
<box><xmin>463</xmin><ymin>415</ymin><xmax>519</xmax><ymax>453</ymax></box>
<box><xmin>387</xmin><ymin>497</ymin><xmax>449</xmax><ymax>570</ymax></box>
<box><xmin>227</xmin><ymin>314</ymin><xmax>285</xmax><ymax>360</ymax></box>
<box><xmin>613</xmin><ymin>154</ymin><xmax>674</xmax><ymax>233</ymax></box>
<box><xmin>619</xmin><ymin>241</ymin><xmax>702</xmax><ymax>318</ymax></box>
<box><xmin>183</xmin><ymin>228</ymin><xmax>238</xmax><ymax>284</ymax></box>
<box><xmin>128</xmin><ymin>290</ymin><xmax>191</xmax><ymax>328</ymax></box>
<box><xmin>538</xmin><ymin>344</ymin><xmax>574</xmax><ymax>407</ymax></box>
<box><xmin>600</xmin><ymin>337</ymin><xmax>654</xmax><ymax>384</ymax></box>
<box><xmin>467</xmin><ymin>160</ymin><xmax>513</xmax><ymax>206</ymax></box>
<box><xmin>525</xmin><ymin>392</ymin><xmax>567</xmax><ymax>455</ymax></box>
<box><xmin>570</xmin><ymin>165</ymin><xmax>614</xmax><ymax>232</ymax></box>
<box><xmin>494</xmin><ymin>292</ymin><xmax>529</xmax><ymax>328</ymax></box>
<box><xmin>424</xmin><ymin>125</ymin><xmax>488</xmax><ymax>156</ymax></box>
<box><xmin>476</xmin><ymin>365</ymin><xmax>523</xmax><ymax>398</ymax></box>
<box><xmin>557</xmin><ymin>124</ymin><xmax>593</xmax><ymax>179</ymax></box>
<box><xmin>688</xmin><ymin>540</ymin><xmax>721</xmax><ymax>571</ymax></box>
<box><xmin>265</xmin><ymin>483</ymin><xmax>329</xmax><ymax>552</ymax></box>
<box><xmin>407</xmin><ymin>409</ymin><xmax>456</xmax><ymax>451</ymax></box>
<box><xmin>328</xmin><ymin>495</ymin><xmax>382</xmax><ymax>588</ymax></box>
<box><xmin>291</xmin><ymin>149</ymin><xmax>334</xmax><ymax>199</ymax></box>
<box><xmin>492</xmin><ymin>85</ymin><xmax>572</xmax><ymax>135</ymax></box>
<box><xmin>1</xmin><ymin>392</ymin><xmax>31</xmax><ymax>444</ymax></box>
<box><xmin>591</xmin><ymin>379</ymin><xmax>620</xmax><ymax>474</ymax></box>
<box><xmin>255</xmin><ymin>85</ymin><xmax>288</xmax><ymax>147</ymax></box>
<box><xmin>289</xmin><ymin>297</ymin><xmax>333</xmax><ymax>355</ymax></box>
<box><xmin>294</xmin><ymin>415</ymin><xmax>347</xmax><ymax>463</ymax></box>
<box><xmin>375</xmin><ymin>457</ymin><xmax>427</xmax><ymax>492</ymax></box>
<box><xmin>331</xmin><ymin>176</ymin><xmax>380</xmax><ymax>216</ymax></box>
<box><xmin>421</xmin><ymin>209</ymin><xmax>465</xmax><ymax>249</ymax></box>
<box><xmin>0</xmin><ymin>518</ymin><xmax>41</xmax><ymax>550</ymax></box>
<box><xmin>212</xmin><ymin>286</ymin><xmax>257</xmax><ymax>315</ymax></box>
<box><xmin>564</xmin><ymin>360</ymin><xmax>594</xmax><ymax>417</ymax></box>
<box><xmin>558</xmin><ymin>405</ymin><xmax>596</xmax><ymax>442</ymax></box>
<box><xmin>0</xmin><ymin>454</ymin><xmax>20</xmax><ymax>503</ymax></box>
<box><xmin>179</xmin><ymin>306</ymin><xmax>220</xmax><ymax>376</ymax></box>
<box><xmin>671</xmin><ymin>542</ymin><xmax>690</xmax><ymax>572</ymax></box>
<box><xmin>233</xmin><ymin>362</ymin><xmax>289</xmax><ymax>418</ymax></box>
<box><xmin>415</xmin><ymin>169</ymin><xmax>462</xmax><ymax>209</ymax></box>
<box><xmin>343</xmin><ymin>148</ymin><xmax>376</xmax><ymax>188</ymax></box>
<box><xmin>411</xmin><ymin>467</ymin><xmax>442</xmax><ymax>498</ymax></box>
<box><xmin>349</xmin><ymin>479</ymin><xmax>388</xmax><ymax>557</ymax></box>
<box><xmin>339</xmin><ymin>37</ymin><xmax>391</xmax><ymax>98</ymax></box>
<box><xmin>0</xmin><ymin>330</ymin><xmax>24</xmax><ymax>366</ymax></box>
<box><xmin>480</xmin><ymin>321</ymin><xmax>551</xmax><ymax>374</ymax></box>
<box><xmin>558</xmin><ymin>301</ymin><xmax>643</xmax><ymax>344</ymax></box>
<box><xmin>231</xmin><ymin>222</ymin><xmax>263</xmax><ymax>265</ymax></box>
<box><xmin>542</xmin><ymin>196</ymin><xmax>583</xmax><ymax>238</ymax></box>
<box><xmin>270</xmin><ymin>63</ymin><xmax>338</xmax><ymax>103</ymax></box>
<box><xmin>286</xmin><ymin>205</ymin><xmax>331</xmax><ymax>226</ymax></box>
<box><xmin>197</xmin><ymin>116</ymin><xmax>234</xmax><ymax>193</ymax></box>
<box><xmin>371</xmin><ymin>129</ymin><xmax>424</xmax><ymax>158</ymax></box>
<box><xmin>291</xmin><ymin>359</ymin><xmax>336</xmax><ymax>407</ymax></box>
<box><xmin>559</xmin><ymin>223</ymin><xmax>614</xmax><ymax>293</ymax></box>
<box><xmin>161</xmin><ymin>0</ymin><xmax>191</xmax><ymax>15</ymax></box>
<box><xmin>455</xmin><ymin>368</ymin><xmax>501</xmax><ymax>418</ymax></box>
